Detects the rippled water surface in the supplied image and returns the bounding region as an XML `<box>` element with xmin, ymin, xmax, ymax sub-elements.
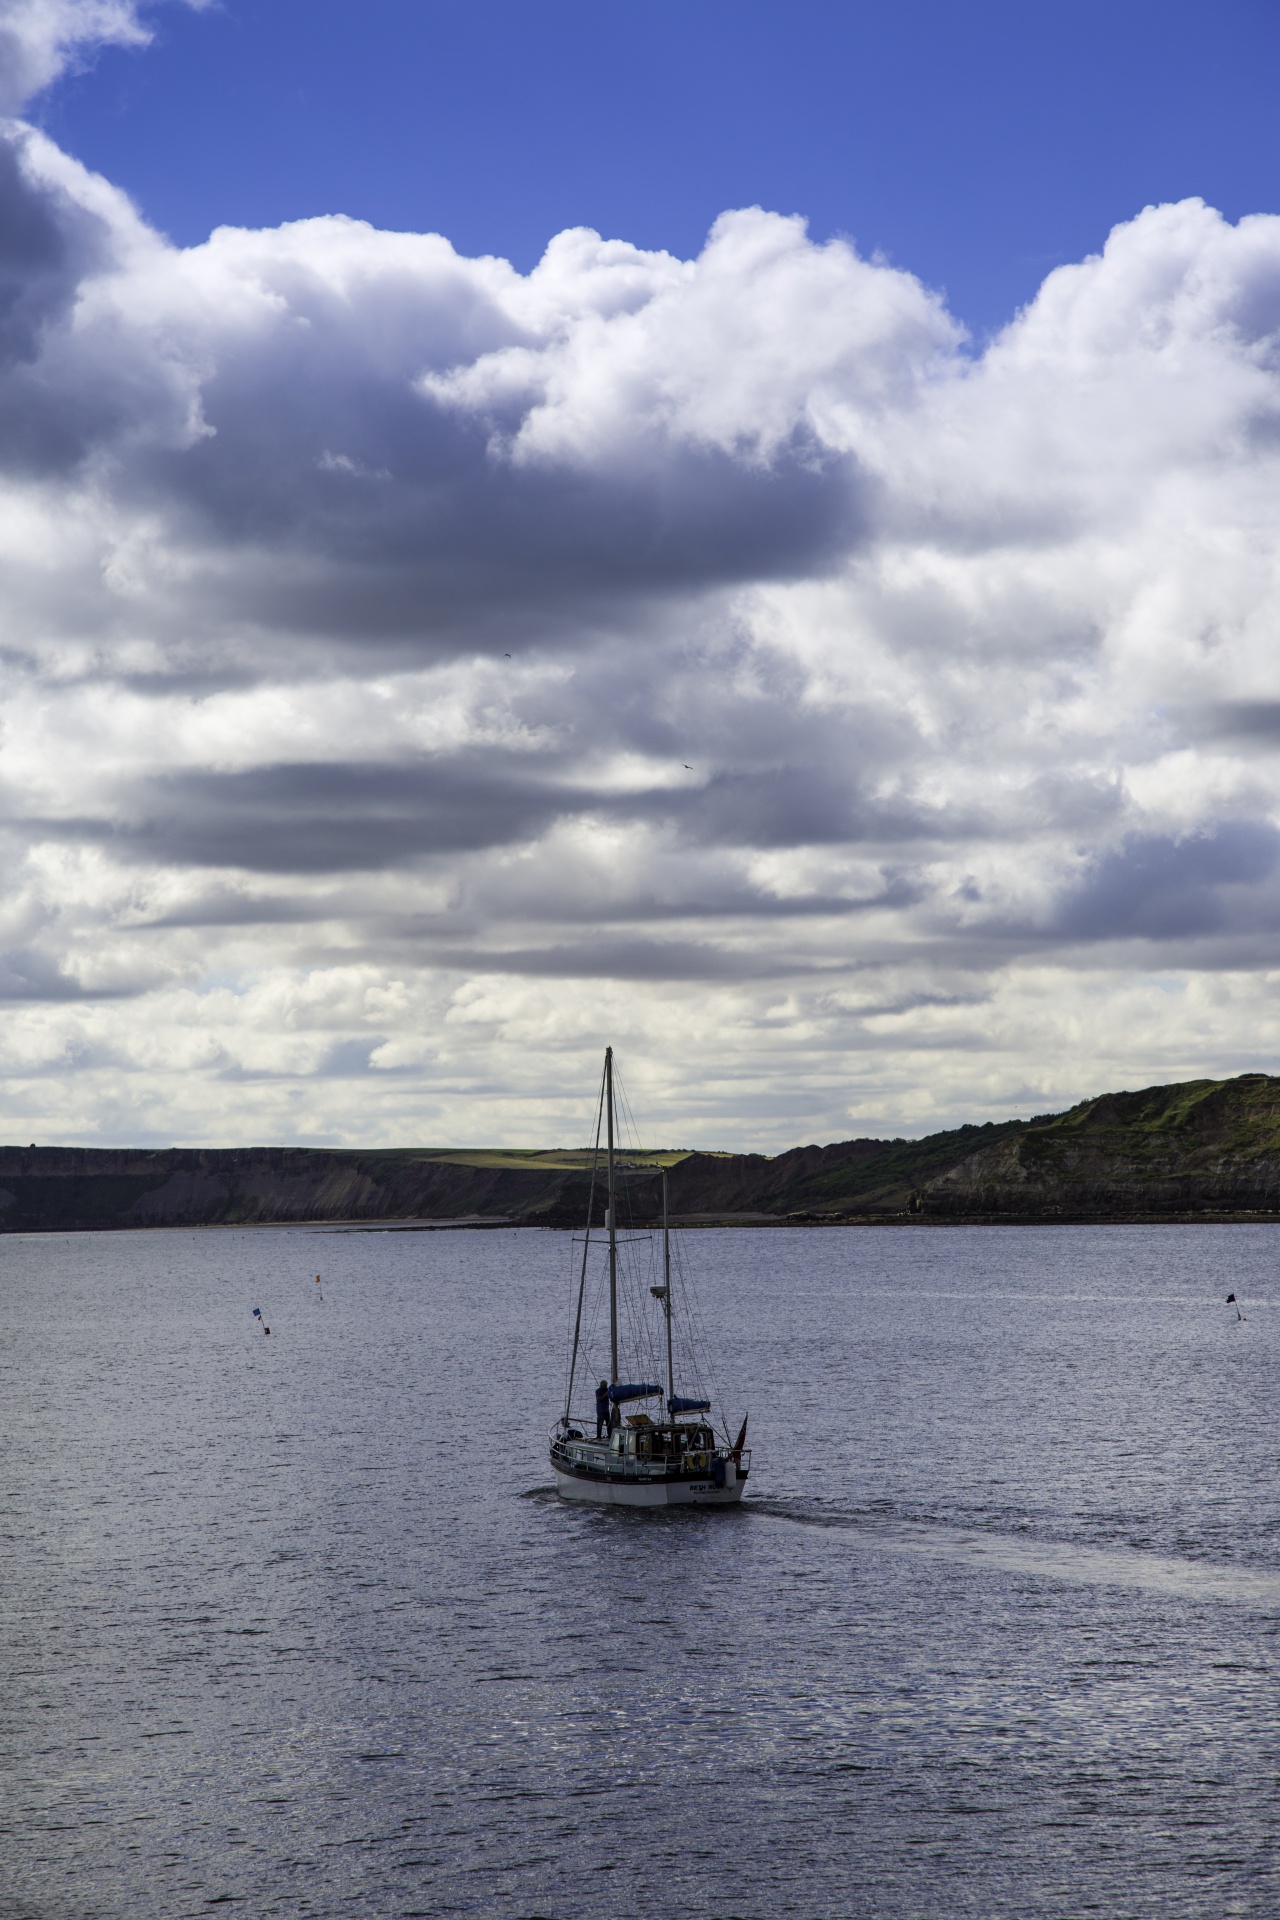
<box><xmin>3</xmin><ymin>1223</ymin><xmax>1279</xmax><ymax>1918</ymax></box>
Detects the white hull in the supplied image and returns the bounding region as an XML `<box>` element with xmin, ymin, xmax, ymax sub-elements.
<box><xmin>551</xmin><ymin>1459</ymin><xmax>746</xmax><ymax>1507</ymax></box>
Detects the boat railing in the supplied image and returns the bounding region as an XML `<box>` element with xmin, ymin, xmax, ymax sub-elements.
<box><xmin>550</xmin><ymin>1429</ymin><xmax>751</xmax><ymax>1477</ymax></box>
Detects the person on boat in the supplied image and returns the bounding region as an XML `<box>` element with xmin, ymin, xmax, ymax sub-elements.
<box><xmin>595</xmin><ymin>1380</ymin><xmax>610</xmax><ymax>1439</ymax></box>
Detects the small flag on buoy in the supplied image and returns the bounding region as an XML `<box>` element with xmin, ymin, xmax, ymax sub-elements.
<box><xmin>252</xmin><ymin>1306</ymin><xmax>271</xmax><ymax>1336</ymax></box>
<box><xmin>1227</xmin><ymin>1292</ymin><xmax>1244</xmax><ymax>1322</ymax></box>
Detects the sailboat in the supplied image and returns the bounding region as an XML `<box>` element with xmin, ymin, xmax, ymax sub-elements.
<box><xmin>549</xmin><ymin>1047</ymin><xmax>751</xmax><ymax>1507</ymax></box>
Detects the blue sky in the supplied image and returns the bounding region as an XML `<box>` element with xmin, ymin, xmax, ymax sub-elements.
<box><xmin>40</xmin><ymin>0</ymin><xmax>1280</xmax><ymax>337</ymax></box>
<box><xmin>4</xmin><ymin>0</ymin><xmax>1280</xmax><ymax>1146</ymax></box>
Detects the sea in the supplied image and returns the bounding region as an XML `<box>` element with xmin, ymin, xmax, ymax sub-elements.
<box><xmin>2</xmin><ymin>1222</ymin><xmax>1278</xmax><ymax>1920</ymax></box>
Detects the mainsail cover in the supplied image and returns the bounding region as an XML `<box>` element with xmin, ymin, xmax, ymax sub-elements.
<box><xmin>668</xmin><ymin>1395</ymin><xmax>711</xmax><ymax>1414</ymax></box>
<box><xmin>609</xmin><ymin>1382</ymin><xmax>663</xmax><ymax>1404</ymax></box>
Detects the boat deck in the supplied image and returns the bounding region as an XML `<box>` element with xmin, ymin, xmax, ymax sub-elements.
<box><xmin>550</xmin><ymin>1422</ymin><xmax>750</xmax><ymax>1491</ymax></box>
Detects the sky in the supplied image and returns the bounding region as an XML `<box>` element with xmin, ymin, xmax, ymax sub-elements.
<box><xmin>3</xmin><ymin>1</ymin><xmax>1280</xmax><ymax>1149</ymax></box>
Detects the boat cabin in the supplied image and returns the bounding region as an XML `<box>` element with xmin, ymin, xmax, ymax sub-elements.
<box><xmin>614</xmin><ymin>1417</ymin><xmax>716</xmax><ymax>1464</ymax></box>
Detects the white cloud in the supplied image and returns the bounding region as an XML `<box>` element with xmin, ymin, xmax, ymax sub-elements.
<box><xmin>0</xmin><ymin>1</ymin><xmax>147</xmax><ymax>111</ymax></box>
<box><xmin>2</xmin><ymin>113</ymin><xmax>1280</xmax><ymax>1142</ymax></box>
<box><xmin>422</xmin><ymin>210</ymin><xmax>958</xmax><ymax>470</ymax></box>
<box><xmin>0</xmin><ymin>1</ymin><xmax>208</xmax><ymax>115</ymax></box>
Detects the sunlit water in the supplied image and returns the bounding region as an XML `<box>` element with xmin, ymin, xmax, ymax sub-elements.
<box><xmin>2</xmin><ymin>1223</ymin><xmax>1278</xmax><ymax>1919</ymax></box>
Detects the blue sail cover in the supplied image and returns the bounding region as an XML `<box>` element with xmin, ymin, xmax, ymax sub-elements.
<box><xmin>668</xmin><ymin>1396</ymin><xmax>711</xmax><ymax>1414</ymax></box>
<box><xmin>609</xmin><ymin>1382</ymin><xmax>663</xmax><ymax>1404</ymax></box>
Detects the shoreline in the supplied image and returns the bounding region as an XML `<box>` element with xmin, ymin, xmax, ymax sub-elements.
<box><xmin>6</xmin><ymin>1208</ymin><xmax>1280</xmax><ymax>1235</ymax></box>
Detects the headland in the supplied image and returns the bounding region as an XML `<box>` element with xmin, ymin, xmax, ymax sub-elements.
<box><xmin>6</xmin><ymin>1072</ymin><xmax>1280</xmax><ymax>1230</ymax></box>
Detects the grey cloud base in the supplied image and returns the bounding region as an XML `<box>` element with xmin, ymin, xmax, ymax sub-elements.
<box><xmin>0</xmin><ymin>108</ymin><xmax>1280</xmax><ymax>1141</ymax></box>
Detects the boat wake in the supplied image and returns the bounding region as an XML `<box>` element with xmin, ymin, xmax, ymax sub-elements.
<box><xmin>745</xmin><ymin>1495</ymin><xmax>1280</xmax><ymax>1609</ymax></box>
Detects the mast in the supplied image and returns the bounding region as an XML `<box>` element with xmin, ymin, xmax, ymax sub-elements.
<box><xmin>564</xmin><ymin>1060</ymin><xmax>606</xmax><ymax>1424</ymax></box>
<box><xmin>662</xmin><ymin>1167</ymin><xmax>674</xmax><ymax>1413</ymax></box>
<box><xmin>606</xmin><ymin>1045</ymin><xmax>618</xmax><ymax>1385</ymax></box>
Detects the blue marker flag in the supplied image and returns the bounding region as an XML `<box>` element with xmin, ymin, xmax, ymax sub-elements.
<box><xmin>252</xmin><ymin>1307</ymin><xmax>262</xmax><ymax>1318</ymax></box>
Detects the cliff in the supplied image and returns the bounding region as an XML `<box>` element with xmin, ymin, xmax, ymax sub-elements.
<box><xmin>0</xmin><ymin>1145</ymin><xmax>581</xmax><ymax>1232</ymax></box>
<box><xmin>5</xmin><ymin>1073</ymin><xmax>1280</xmax><ymax>1230</ymax></box>
<box><xmin>635</xmin><ymin>1074</ymin><xmax>1280</xmax><ymax>1222</ymax></box>
<box><xmin>917</xmin><ymin>1073</ymin><xmax>1280</xmax><ymax>1220</ymax></box>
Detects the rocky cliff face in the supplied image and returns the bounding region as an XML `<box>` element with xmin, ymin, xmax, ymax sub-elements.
<box><xmin>649</xmin><ymin>1124</ymin><xmax>1031</xmax><ymax>1220</ymax></box>
<box><xmin>5</xmin><ymin>1073</ymin><xmax>1280</xmax><ymax>1230</ymax></box>
<box><xmin>553</xmin><ymin>1076</ymin><xmax>1280</xmax><ymax>1223</ymax></box>
<box><xmin>918</xmin><ymin>1075</ymin><xmax>1280</xmax><ymax>1219</ymax></box>
<box><xmin>0</xmin><ymin>1146</ymin><xmax>577</xmax><ymax>1232</ymax></box>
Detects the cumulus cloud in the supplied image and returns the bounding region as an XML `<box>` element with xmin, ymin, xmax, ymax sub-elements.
<box><xmin>0</xmin><ymin>1</ymin><xmax>136</xmax><ymax>109</ymax></box>
<box><xmin>0</xmin><ymin>1</ymin><xmax>191</xmax><ymax>114</ymax></box>
<box><xmin>1</xmin><ymin>91</ymin><xmax>1280</xmax><ymax>1142</ymax></box>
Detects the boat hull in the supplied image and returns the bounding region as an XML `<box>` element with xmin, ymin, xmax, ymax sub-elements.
<box><xmin>551</xmin><ymin>1458</ymin><xmax>746</xmax><ymax>1507</ymax></box>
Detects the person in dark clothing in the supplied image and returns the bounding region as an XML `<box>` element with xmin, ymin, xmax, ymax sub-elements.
<box><xmin>595</xmin><ymin>1380</ymin><xmax>610</xmax><ymax>1440</ymax></box>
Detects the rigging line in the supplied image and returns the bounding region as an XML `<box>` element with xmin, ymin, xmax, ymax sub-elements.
<box><xmin>617</xmin><ymin>1076</ymin><xmax>653</xmax><ymax>1194</ymax></box>
<box><xmin>613</xmin><ymin>1062</ymin><xmax>645</xmax><ymax>1168</ymax></box>
<box><xmin>578</xmin><ymin>1251</ymin><xmax>609</xmax><ymax>1390</ymax></box>
<box><xmin>611</xmin><ymin>1057</ymin><xmax>686</xmax><ymax>1399</ymax></box>
<box><xmin>565</xmin><ymin>1057</ymin><xmax>607</xmax><ymax>1422</ymax></box>
<box><xmin>620</xmin><ymin>1234</ymin><xmax>663</xmax><ymax>1387</ymax></box>
<box><xmin>612</xmin><ymin>1066</ymin><xmax>667</xmax><ymax>1391</ymax></box>
<box><xmin>670</xmin><ymin>1226</ymin><xmax>730</xmax><ymax>1440</ymax></box>
<box><xmin>577</xmin><ymin>1247</ymin><xmax>614</xmax><ymax>1415</ymax></box>
<box><xmin>680</xmin><ymin>1249</ymin><xmax>723</xmax><ymax>1418</ymax></box>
